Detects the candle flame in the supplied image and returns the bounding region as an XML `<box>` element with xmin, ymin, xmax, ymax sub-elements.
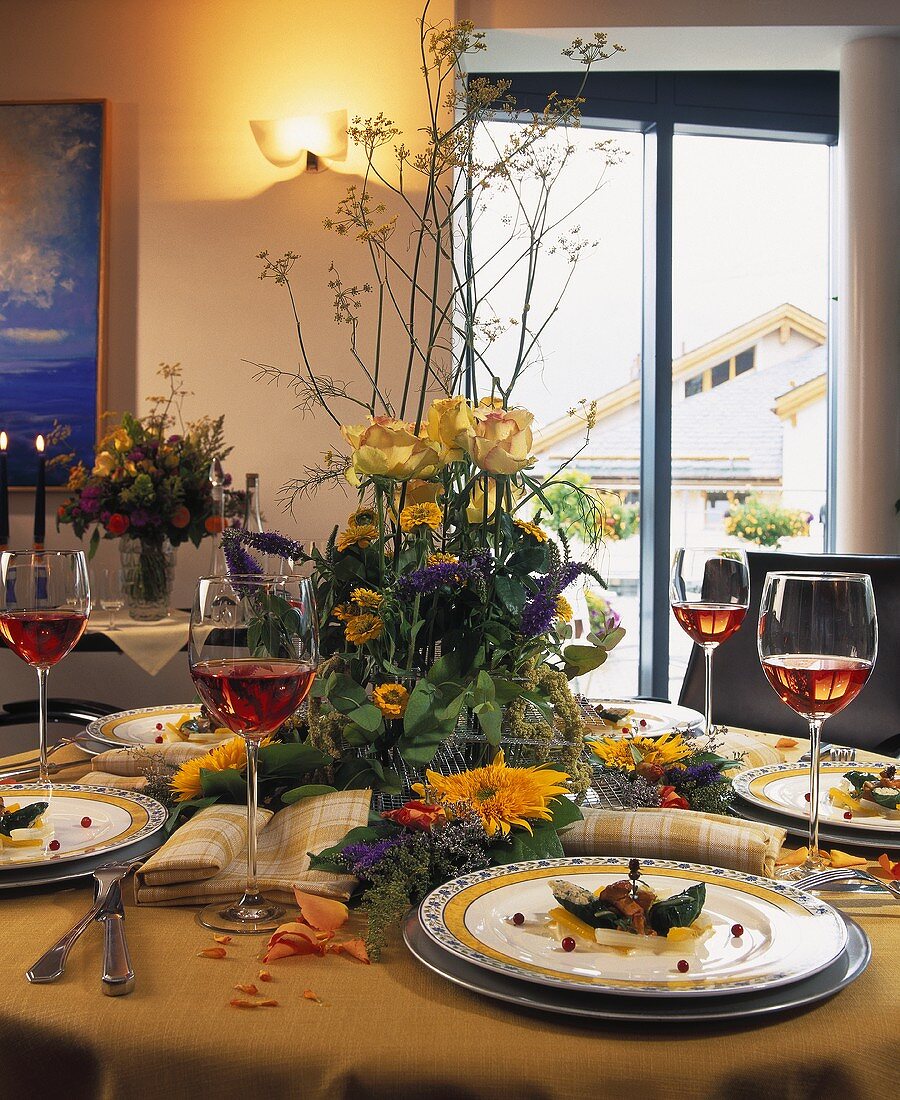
<box><xmin>0</xmin><ymin>431</ymin><xmax>6</xmax><ymax>452</ymax></box>
<box><xmin>36</xmin><ymin>434</ymin><xmax>45</xmax><ymax>453</ymax></box>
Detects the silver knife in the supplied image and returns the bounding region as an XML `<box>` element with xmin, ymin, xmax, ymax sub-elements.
<box><xmin>97</xmin><ymin>880</ymin><xmax>135</xmax><ymax>996</ymax></box>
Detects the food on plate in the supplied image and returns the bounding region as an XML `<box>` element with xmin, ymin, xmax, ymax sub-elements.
<box><xmin>585</xmin><ymin>705</ymin><xmax>634</xmax><ymax>732</ymax></box>
<box><xmin>161</xmin><ymin>706</ymin><xmax>230</xmax><ymax>745</ymax></box>
<box><xmin>833</xmin><ymin>767</ymin><xmax>900</xmax><ymax>819</ymax></box>
<box><xmin>546</xmin><ymin>872</ymin><xmax>712</xmax><ymax>954</ymax></box>
<box><xmin>0</xmin><ymin>798</ymin><xmax>54</xmax><ymax>861</ymax></box>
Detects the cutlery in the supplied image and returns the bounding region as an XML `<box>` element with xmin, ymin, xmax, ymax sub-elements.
<box><xmin>0</xmin><ymin>757</ymin><xmax>84</xmax><ymax>781</ymax></box>
<box><xmin>25</xmin><ymin>862</ymin><xmax>135</xmax><ymax>983</ymax></box>
<box><xmin>97</xmin><ymin>880</ymin><xmax>135</xmax><ymax>996</ymax></box>
<box><xmin>796</xmin><ymin>866</ymin><xmax>900</xmax><ymax>900</ymax></box>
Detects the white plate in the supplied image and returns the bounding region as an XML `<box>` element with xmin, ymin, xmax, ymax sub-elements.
<box><xmin>584</xmin><ymin>698</ymin><xmax>703</xmax><ymax>737</ymax></box>
<box><xmin>84</xmin><ymin>704</ymin><xmax>229</xmax><ymax>748</ymax></box>
<box><xmin>0</xmin><ymin>783</ymin><xmax>167</xmax><ymax>869</ymax></box>
<box><xmin>733</xmin><ymin>762</ymin><xmax>900</xmax><ymax>836</ymax></box>
<box><xmin>419</xmin><ymin>857</ymin><xmax>847</xmax><ymax>998</ymax></box>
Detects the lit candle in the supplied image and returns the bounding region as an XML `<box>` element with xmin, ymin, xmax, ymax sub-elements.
<box><xmin>0</xmin><ymin>432</ymin><xmax>8</xmax><ymax>550</ymax></box>
<box><xmin>34</xmin><ymin>434</ymin><xmax>46</xmax><ymax>550</ymax></box>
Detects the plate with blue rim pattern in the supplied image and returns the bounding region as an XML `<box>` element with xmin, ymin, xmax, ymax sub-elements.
<box><xmin>418</xmin><ymin>856</ymin><xmax>847</xmax><ymax>998</ymax></box>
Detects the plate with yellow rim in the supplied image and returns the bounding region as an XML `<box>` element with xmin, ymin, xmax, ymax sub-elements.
<box><xmin>84</xmin><ymin>704</ymin><xmax>230</xmax><ymax>748</ymax></box>
<box><xmin>0</xmin><ymin>783</ymin><xmax>168</xmax><ymax>871</ymax></box>
<box><xmin>733</xmin><ymin>762</ymin><xmax>900</xmax><ymax>837</ymax></box>
<box><xmin>418</xmin><ymin>857</ymin><xmax>847</xmax><ymax>998</ymax></box>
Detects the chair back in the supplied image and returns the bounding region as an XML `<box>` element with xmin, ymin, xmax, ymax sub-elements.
<box><xmin>678</xmin><ymin>551</ymin><xmax>900</xmax><ymax>753</ymax></box>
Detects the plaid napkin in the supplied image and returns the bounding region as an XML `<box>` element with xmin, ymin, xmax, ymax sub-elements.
<box><xmin>134</xmin><ymin>790</ymin><xmax>371</xmax><ymax>906</ymax></box>
<box><xmin>89</xmin><ymin>742</ymin><xmax>210</xmax><ymax>792</ymax></box>
<box><xmin>562</xmin><ymin>808</ymin><xmax>786</xmax><ymax>877</ymax></box>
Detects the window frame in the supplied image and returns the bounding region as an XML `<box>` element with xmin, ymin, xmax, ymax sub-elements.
<box><xmin>479</xmin><ymin>70</ymin><xmax>839</xmax><ymax>697</ymax></box>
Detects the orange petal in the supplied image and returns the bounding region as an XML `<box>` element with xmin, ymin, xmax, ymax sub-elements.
<box><xmin>197</xmin><ymin>947</ymin><xmax>228</xmax><ymax>959</ymax></box>
<box><xmin>213</xmin><ymin>934</ymin><xmax>232</xmax><ymax>944</ymax></box>
<box><xmin>303</xmin><ymin>989</ymin><xmax>323</xmax><ymax>1003</ymax></box>
<box><xmin>877</xmin><ymin>853</ymin><xmax>900</xmax><ymax>879</ymax></box>
<box><xmin>258</xmin><ymin>999</ymin><xmax>279</xmax><ymax>1007</ymax></box>
<box><xmin>258</xmin><ymin>970</ymin><xmax>273</xmax><ymax>982</ymax></box>
<box><xmin>293</xmin><ymin>890</ymin><xmax>349</xmax><ymax>932</ymax></box>
<box><xmin>327</xmin><ymin>938</ymin><xmax>371</xmax><ymax>964</ymax></box>
<box><xmin>829</xmin><ymin>848</ymin><xmax>868</xmax><ymax>868</ymax></box>
<box><xmin>229</xmin><ymin>998</ymin><xmax>259</xmax><ymax>1009</ymax></box>
<box><xmin>776</xmin><ymin>846</ymin><xmax>808</xmax><ymax>867</ymax></box>
<box><xmin>261</xmin><ymin>925</ymin><xmax>326</xmax><ymax>963</ymax></box>
<box><xmin>775</xmin><ymin>737</ymin><xmax>799</xmax><ymax>749</ymax></box>
<box><xmin>234</xmin><ymin>983</ymin><xmax>258</xmax><ymax>995</ymax></box>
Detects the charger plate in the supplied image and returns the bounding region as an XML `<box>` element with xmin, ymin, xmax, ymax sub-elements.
<box><xmin>418</xmin><ymin>856</ymin><xmax>847</xmax><ymax>998</ymax></box>
<box><xmin>734</xmin><ymin>762</ymin><xmax>900</xmax><ymax>840</ymax></box>
<box><xmin>584</xmin><ymin>699</ymin><xmax>703</xmax><ymax>738</ymax></box>
<box><xmin>83</xmin><ymin>704</ymin><xmax>226</xmax><ymax>748</ymax></box>
<box><xmin>404</xmin><ymin>908</ymin><xmax>869</xmax><ymax>1024</ymax></box>
<box><xmin>0</xmin><ymin>830</ymin><xmax>162</xmax><ymax>890</ymax></box>
<box><xmin>0</xmin><ymin>783</ymin><xmax>167</xmax><ymax>871</ymax></box>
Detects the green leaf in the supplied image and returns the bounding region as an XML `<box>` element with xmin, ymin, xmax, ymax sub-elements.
<box><xmin>494</xmin><ymin>821</ymin><xmax>564</xmax><ymax>864</ymax></box>
<box><xmin>548</xmin><ymin>795</ymin><xmax>583</xmax><ymax>830</ymax></box>
<box><xmin>165</xmin><ymin>796</ymin><xmax>219</xmax><ymax>834</ymax></box>
<box><xmin>199</xmin><ymin>767</ymin><xmax>246</xmax><ymax>800</ymax></box>
<box><xmin>494</xmin><ymin>574</ymin><xmax>527</xmax><ymax>614</ymax></box>
<box><xmin>281</xmin><ymin>784</ymin><xmax>337</xmax><ymax>805</ymax></box>
<box><xmin>343</xmin><ymin>723</ymin><xmax>377</xmax><ymax>746</ymax></box>
<box><xmin>562</xmin><ymin>643</ymin><xmax>609</xmax><ymax>675</ymax></box>
<box><xmin>649</xmin><ymin>884</ymin><xmax>706</xmax><ymax>934</ymax></box>
<box><xmin>257</xmin><ymin>742</ymin><xmax>330</xmax><ymax>779</ymax></box>
<box><xmin>88</xmin><ymin>526</ymin><xmax>101</xmax><ymax>559</ymax></box>
<box><xmin>347</xmin><ymin>702</ymin><xmax>384</xmax><ymax>733</ymax></box>
<box><xmin>475</xmin><ymin>701</ymin><xmax>503</xmax><ymax>745</ymax></box>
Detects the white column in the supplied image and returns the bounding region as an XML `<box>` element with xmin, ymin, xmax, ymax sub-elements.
<box><xmin>835</xmin><ymin>36</ymin><xmax>900</xmax><ymax>554</ymax></box>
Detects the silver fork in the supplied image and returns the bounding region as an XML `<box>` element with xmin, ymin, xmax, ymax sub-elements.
<box><xmin>796</xmin><ymin>867</ymin><xmax>900</xmax><ymax>900</ymax></box>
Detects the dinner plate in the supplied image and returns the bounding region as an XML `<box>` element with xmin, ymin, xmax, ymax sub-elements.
<box><xmin>583</xmin><ymin>699</ymin><xmax>703</xmax><ymax>737</ymax></box>
<box><xmin>0</xmin><ymin>783</ymin><xmax>168</xmax><ymax>870</ymax></box>
<box><xmin>733</xmin><ymin>762</ymin><xmax>900</xmax><ymax>838</ymax></box>
<box><xmin>404</xmin><ymin>908</ymin><xmax>869</xmax><ymax>1023</ymax></box>
<box><xmin>0</xmin><ymin>830</ymin><xmax>163</xmax><ymax>890</ymax></box>
<box><xmin>732</xmin><ymin>799</ymin><xmax>900</xmax><ymax>849</ymax></box>
<box><xmin>418</xmin><ymin>856</ymin><xmax>847</xmax><ymax>998</ymax></box>
<box><xmin>84</xmin><ymin>704</ymin><xmax>227</xmax><ymax>748</ymax></box>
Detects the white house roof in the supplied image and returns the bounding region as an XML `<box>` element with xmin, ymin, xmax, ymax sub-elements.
<box><xmin>537</xmin><ymin>345</ymin><xmax>826</xmax><ymax>486</ymax></box>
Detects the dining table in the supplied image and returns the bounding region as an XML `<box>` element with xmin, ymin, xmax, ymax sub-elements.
<box><xmin>0</xmin><ymin>733</ymin><xmax>895</xmax><ymax>1100</ymax></box>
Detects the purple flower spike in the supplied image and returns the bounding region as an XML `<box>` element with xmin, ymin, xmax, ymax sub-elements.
<box><xmin>222</xmin><ymin>530</ymin><xmax>264</xmax><ymax>578</ymax></box>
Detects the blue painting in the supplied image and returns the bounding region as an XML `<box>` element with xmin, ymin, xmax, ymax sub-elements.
<box><xmin>0</xmin><ymin>100</ymin><xmax>105</xmax><ymax>487</ymax></box>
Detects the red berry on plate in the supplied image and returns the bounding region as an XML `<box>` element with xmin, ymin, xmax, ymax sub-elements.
<box><xmin>511</xmin><ymin>912</ymin><xmax>525</xmax><ymax>926</ymax></box>
<box><xmin>639</xmin><ymin>719</ymin><xmax>647</xmax><ymax>727</ymax></box>
<box><xmin>155</xmin><ymin>723</ymin><xmax>163</xmax><ymax>730</ymax></box>
<box><xmin>677</xmin><ymin>959</ymin><xmax>690</xmax><ymax>973</ymax></box>
<box><xmin>80</xmin><ymin>816</ymin><xmax>92</xmax><ymax>828</ymax></box>
<box><xmin>804</xmin><ymin>793</ymin><xmax>811</xmax><ymax>802</ymax></box>
<box><xmin>843</xmin><ymin>811</ymin><xmax>853</xmax><ymax>820</ymax></box>
<box><xmin>155</xmin><ymin>735</ymin><xmax>164</xmax><ymax>743</ymax></box>
<box><xmin>731</xmin><ymin>923</ymin><xmax>744</xmax><ymax>937</ymax></box>
<box><xmin>48</xmin><ymin>839</ymin><xmax>60</xmax><ymax>851</ymax></box>
<box><xmin>561</xmin><ymin>937</ymin><xmax>576</xmax><ymax>952</ymax></box>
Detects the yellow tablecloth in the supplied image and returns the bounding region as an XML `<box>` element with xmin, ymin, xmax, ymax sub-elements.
<box><xmin>0</xmin><ymin>734</ymin><xmax>896</xmax><ymax>1100</ymax></box>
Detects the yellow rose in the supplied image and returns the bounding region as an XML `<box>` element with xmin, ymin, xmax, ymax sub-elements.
<box><xmin>426</xmin><ymin>396</ymin><xmax>475</xmax><ymax>461</ymax></box>
<box><xmin>464</xmin><ymin>405</ymin><xmax>534</xmax><ymax>475</ymax></box>
<box><xmin>466</xmin><ymin>480</ymin><xmax>521</xmax><ymax>524</ymax></box>
<box><xmin>92</xmin><ymin>451</ymin><xmax>116</xmax><ymax>477</ymax></box>
<box><xmin>395</xmin><ymin>479</ymin><xmax>443</xmax><ymax>510</ymax></box>
<box><xmin>341</xmin><ymin>416</ymin><xmax>445</xmax><ymax>482</ymax></box>
<box><xmin>112</xmin><ymin>428</ymin><xmax>133</xmax><ymax>453</ymax></box>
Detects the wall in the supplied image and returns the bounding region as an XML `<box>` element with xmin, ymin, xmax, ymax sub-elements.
<box><xmin>0</xmin><ymin>0</ymin><xmax>453</xmax><ymax>614</ymax></box>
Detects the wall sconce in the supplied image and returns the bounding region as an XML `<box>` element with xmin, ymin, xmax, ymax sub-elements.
<box><xmin>250</xmin><ymin>108</ymin><xmax>348</xmax><ymax>173</ymax></box>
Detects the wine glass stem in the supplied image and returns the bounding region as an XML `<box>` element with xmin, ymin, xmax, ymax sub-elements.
<box><xmin>36</xmin><ymin>666</ymin><xmax>50</xmax><ymax>783</ymax></box>
<box><xmin>807</xmin><ymin>718</ymin><xmax>825</xmax><ymax>862</ymax></box>
<box><xmin>243</xmin><ymin>737</ymin><xmax>260</xmax><ymax>900</ymax></box>
<box><xmin>703</xmin><ymin>644</ymin><xmax>715</xmax><ymax>737</ymax></box>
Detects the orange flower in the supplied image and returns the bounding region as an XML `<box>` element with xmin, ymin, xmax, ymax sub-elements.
<box><xmin>659</xmin><ymin>785</ymin><xmax>690</xmax><ymax>809</ymax></box>
<box><xmin>107</xmin><ymin>513</ymin><xmax>129</xmax><ymax>536</ymax></box>
<box><xmin>171</xmin><ymin>504</ymin><xmax>190</xmax><ymax>528</ymax></box>
<box><xmin>381</xmin><ymin>800</ymin><xmax>445</xmax><ymax>830</ymax></box>
<box><xmin>344</xmin><ymin>613</ymin><xmax>384</xmax><ymax>646</ymax></box>
<box><xmin>399</xmin><ymin>502</ymin><xmax>442</xmax><ymax>532</ymax></box>
<box><xmin>336</xmin><ymin>523</ymin><xmax>378</xmax><ymax>552</ymax></box>
<box><xmin>372</xmin><ymin>682</ymin><xmax>409</xmax><ymax>719</ymax></box>
<box><xmin>205</xmin><ymin>515</ymin><xmax>225</xmax><ymax>534</ymax></box>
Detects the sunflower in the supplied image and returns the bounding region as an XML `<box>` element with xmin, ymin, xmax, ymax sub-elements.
<box><xmin>350</xmin><ymin>586</ymin><xmax>383</xmax><ymax>611</ymax></box>
<box><xmin>399</xmin><ymin>502</ymin><xmax>442</xmax><ymax>533</ymax></box>
<box><xmin>427</xmin><ymin>552</ymin><xmax>458</xmax><ymax>567</ymax></box>
<box><xmin>336</xmin><ymin>522</ymin><xmax>378</xmax><ymax>552</ymax></box>
<box><xmin>588</xmin><ymin>731</ymin><xmax>692</xmax><ymax>772</ymax></box>
<box><xmin>344</xmin><ymin>612</ymin><xmax>384</xmax><ymax>646</ymax></box>
<box><xmin>555</xmin><ymin>595</ymin><xmax>573</xmax><ymax>623</ymax></box>
<box><xmin>372</xmin><ymin>682</ymin><xmax>410</xmax><ymax>719</ymax></box>
<box><xmin>514</xmin><ymin>519</ymin><xmax>547</xmax><ymax>542</ymax></box>
<box><xmin>419</xmin><ymin>751</ymin><xmax>570</xmax><ymax>836</ymax></box>
<box><xmin>170</xmin><ymin>736</ymin><xmax>271</xmax><ymax>802</ymax></box>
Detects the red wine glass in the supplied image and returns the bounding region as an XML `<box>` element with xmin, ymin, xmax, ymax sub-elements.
<box><xmin>671</xmin><ymin>547</ymin><xmax>750</xmax><ymax>736</ymax></box>
<box><xmin>758</xmin><ymin>571</ymin><xmax>877</xmax><ymax>879</ymax></box>
<box><xmin>0</xmin><ymin>551</ymin><xmax>91</xmax><ymax>781</ymax></box>
<box><xmin>189</xmin><ymin>574</ymin><xmax>319</xmax><ymax>934</ymax></box>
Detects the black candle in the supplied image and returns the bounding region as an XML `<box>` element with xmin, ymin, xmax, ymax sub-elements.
<box><xmin>34</xmin><ymin>434</ymin><xmax>46</xmax><ymax>549</ymax></box>
<box><xmin>0</xmin><ymin>431</ymin><xmax>8</xmax><ymax>548</ymax></box>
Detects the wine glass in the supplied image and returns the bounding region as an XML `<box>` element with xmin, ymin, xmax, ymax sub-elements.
<box><xmin>95</xmin><ymin>566</ymin><xmax>125</xmax><ymax>630</ymax></box>
<box><xmin>671</xmin><ymin>547</ymin><xmax>749</xmax><ymax>736</ymax></box>
<box><xmin>189</xmin><ymin>574</ymin><xmax>319</xmax><ymax>934</ymax></box>
<box><xmin>0</xmin><ymin>551</ymin><xmax>91</xmax><ymax>781</ymax></box>
<box><xmin>758</xmin><ymin>572</ymin><xmax>877</xmax><ymax>880</ymax></box>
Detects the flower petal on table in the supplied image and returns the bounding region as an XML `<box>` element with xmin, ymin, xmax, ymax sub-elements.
<box><xmin>829</xmin><ymin>849</ymin><xmax>868</xmax><ymax>868</ymax></box>
<box><xmin>877</xmin><ymin>853</ymin><xmax>900</xmax><ymax>879</ymax></box>
<box><xmin>292</xmin><ymin>889</ymin><xmax>349</xmax><ymax>932</ymax></box>
<box><xmin>776</xmin><ymin>846</ymin><xmax>809</xmax><ymax>867</ymax></box>
<box><xmin>326</xmin><ymin>938</ymin><xmax>371</xmax><ymax>964</ymax></box>
<box><xmin>262</xmin><ymin>922</ymin><xmax>326</xmax><ymax>962</ymax></box>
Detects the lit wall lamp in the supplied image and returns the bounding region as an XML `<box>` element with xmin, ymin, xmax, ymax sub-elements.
<box><xmin>250</xmin><ymin>107</ymin><xmax>348</xmax><ymax>173</ymax></box>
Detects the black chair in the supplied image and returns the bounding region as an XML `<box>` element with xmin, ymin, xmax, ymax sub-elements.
<box><xmin>0</xmin><ymin>697</ymin><xmax>121</xmax><ymax>729</ymax></box>
<box><xmin>678</xmin><ymin>551</ymin><xmax>900</xmax><ymax>754</ymax></box>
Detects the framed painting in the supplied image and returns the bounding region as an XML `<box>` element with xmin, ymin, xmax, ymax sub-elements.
<box><xmin>0</xmin><ymin>99</ymin><xmax>107</xmax><ymax>488</ymax></box>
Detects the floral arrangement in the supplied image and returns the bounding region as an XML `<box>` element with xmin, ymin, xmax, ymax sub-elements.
<box><xmin>542</xmin><ymin>474</ymin><xmax>640</xmax><ymax>543</ymax></box>
<box><xmin>723</xmin><ymin>493</ymin><xmax>812</xmax><ymax>548</ymax></box>
<box><xmin>308</xmin><ymin>751</ymin><xmax>581</xmax><ymax>958</ymax></box>
<box><xmin>57</xmin><ymin>363</ymin><xmax>231</xmax><ymax>555</ymax></box>
<box><xmin>588</xmin><ymin>730</ymin><xmax>739</xmax><ymax>815</ymax></box>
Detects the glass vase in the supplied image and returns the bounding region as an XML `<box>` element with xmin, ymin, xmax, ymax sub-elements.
<box><xmin>119</xmin><ymin>534</ymin><xmax>176</xmax><ymax>621</ymax></box>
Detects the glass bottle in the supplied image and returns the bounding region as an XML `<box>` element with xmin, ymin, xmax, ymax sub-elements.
<box><xmin>242</xmin><ymin>473</ymin><xmax>263</xmax><ymax>533</ymax></box>
<box><xmin>208</xmin><ymin>458</ymin><xmax>227</xmax><ymax>575</ymax></box>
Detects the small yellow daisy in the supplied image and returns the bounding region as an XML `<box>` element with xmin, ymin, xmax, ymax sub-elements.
<box><xmin>399</xmin><ymin>502</ymin><xmax>442</xmax><ymax>533</ymax></box>
<box><xmin>555</xmin><ymin>595</ymin><xmax>573</xmax><ymax>623</ymax></box>
<box><xmin>350</xmin><ymin>587</ymin><xmax>383</xmax><ymax>611</ymax></box>
<box><xmin>372</xmin><ymin>682</ymin><xmax>410</xmax><ymax>719</ymax></box>
<box><xmin>427</xmin><ymin>552</ymin><xmax>459</xmax><ymax>567</ymax></box>
<box><xmin>514</xmin><ymin>519</ymin><xmax>547</xmax><ymax>542</ymax></box>
<box><xmin>344</xmin><ymin>613</ymin><xmax>384</xmax><ymax>646</ymax></box>
<box><xmin>336</xmin><ymin>522</ymin><xmax>378</xmax><ymax>552</ymax></box>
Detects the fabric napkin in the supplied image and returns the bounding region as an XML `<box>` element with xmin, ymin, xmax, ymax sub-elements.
<box><xmin>562</xmin><ymin>808</ymin><xmax>786</xmax><ymax>877</ymax></box>
<box><xmin>85</xmin><ymin>609</ymin><xmax>190</xmax><ymax>676</ymax></box>
<box><xmin>718</xmin><ymin>729</ymin><xmax>784</xmax><ymax>769</ymax></box>
<box><xmin>134</xmin><ymin>790</ymin><xmax>371</xmax><ymax>906</ymax></box>
<box><xmin>89</xmin><ymin>741</ymin><xmax>210</xmax><ymax>791</ymax></box>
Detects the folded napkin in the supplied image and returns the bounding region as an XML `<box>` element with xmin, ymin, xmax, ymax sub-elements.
<box><xmin>86</xmin><ymin>609</ymin><xmax>190</xmax><ymax>676</ymax></box>
<box><xmin>89</xmin><ymin>741</ymin><xmax>211</xmax><ymax>791</ymax></box>
<box><xmin>134</xmin><ymin>790</ymin><xmax>371</xmax><ymax>906</ymax></box>
<box><xmin>562</xmin><ymin>808</ymin><xmax>786</xmax><ymax>878</ymax></box>
<box><xmin>719</xmin><ymin>729</ymin><xmax>784</xmax><ymax>769</ymax></box>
